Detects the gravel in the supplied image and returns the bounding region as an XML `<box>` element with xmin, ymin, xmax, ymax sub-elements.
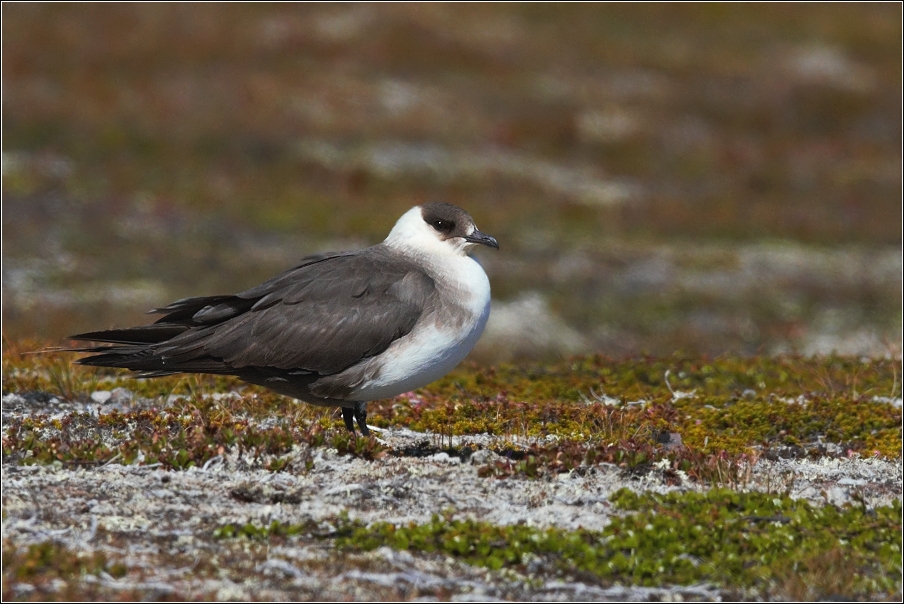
<box><xmin>3</xmin><ymin>426</ymin><xmax>900</xmax><ymax>600</ymax></box>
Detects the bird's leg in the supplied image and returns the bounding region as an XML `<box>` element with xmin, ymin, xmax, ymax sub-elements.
<box><xmin>342</xmin><ymin>406</ymin><xmax>356</xmax><ymax>433</ymax></box>
<box><xmin>353</xmin><ymin>401</ymin><xmax>370</xmax><ymax>437</ymax></box>
<box><xmin>341</xmin><ymin>403</ymin><xmax>370</xmax><ymax>437</ymax></box>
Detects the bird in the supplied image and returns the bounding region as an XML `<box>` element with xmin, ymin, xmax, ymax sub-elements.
<box><xmin>70</xmin><ymin>202</ymin><xmax>498</xmax><ymax>436</ymax></box>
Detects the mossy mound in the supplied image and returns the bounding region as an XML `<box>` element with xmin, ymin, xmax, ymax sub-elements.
<box><xmin>215</xmin><ymin>488</ymin><xmax>902</xmax><ymax>600</ymax></box>
<box><xmin>2</xmin><ymin>346</ymin><xmax>900</xmax><ymax>473</ymax></box>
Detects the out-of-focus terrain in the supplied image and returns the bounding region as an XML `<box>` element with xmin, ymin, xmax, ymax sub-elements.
<box><xmin>2</xmin><ymin>4</ymin><xmax>901</xmax><ymax>358</ymax></box>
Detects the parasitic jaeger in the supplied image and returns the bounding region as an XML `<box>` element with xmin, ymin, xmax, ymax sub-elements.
<box><xmin>71</xmin><ymin>202</ymin><xmax>498</xmax><ymax>435</ymax></box>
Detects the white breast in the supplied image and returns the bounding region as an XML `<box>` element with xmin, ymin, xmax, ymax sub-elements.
<box><xmin>349</xmin><ymin>253</ymin><xmax>491</xmax><ymax>401</ymax></box>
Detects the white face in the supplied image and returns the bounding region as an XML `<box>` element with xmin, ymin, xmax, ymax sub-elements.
<box><xmin>384</xmin><ymin>206</ymin><xmax>477</xmax><ymax>258</ymax></box>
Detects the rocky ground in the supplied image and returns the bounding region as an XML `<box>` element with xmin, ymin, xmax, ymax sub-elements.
<box><xmin>3</xmin><ymin>387</ymin><xmax>902</xmax><ymax>601</ymax></box>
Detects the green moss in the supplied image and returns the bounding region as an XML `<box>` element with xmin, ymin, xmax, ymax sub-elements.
<box><xmin>2</xmin><ymin>541</ymin><xmax>127</xmax><ymax>581</ymax></box>
<box><xmin>375</xmin><ymin>354</ymin><xmax>901</xmax><ymax>458</ymax></box>
<box><xmin>213</xmin><ymin>520</ymin><xmax>310</xmax><ymax>540</ymax></box>
<box><xmin>214</xmin><ymin>490</ymin><xmax>902</xmax><ymax>599</ymax></box>
<box><xmin>3</xmin><ymin>349</ymin><xmax>900</xmax><ymax>474</ymax></box>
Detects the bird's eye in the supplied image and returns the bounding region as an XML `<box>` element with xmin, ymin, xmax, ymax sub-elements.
<box><xmin>431</xmin><ymin>219</ymin><xmax>455</xmax><ymax>233</ymax></box>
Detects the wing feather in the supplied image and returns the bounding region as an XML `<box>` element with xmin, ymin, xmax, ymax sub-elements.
<box><xmin>73</xmin><ymin>246</ymin><xmax>436</xmax><ymax>378</ymax></box>
<box><xmin>199</xmin><ymin>250</ymin><xmax>435</xmax><ymax>373</ymax></box>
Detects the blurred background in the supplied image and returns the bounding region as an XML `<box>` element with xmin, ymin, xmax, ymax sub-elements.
<box><xmin>2</xmin><ymin>4</ymin><xmax>901</xmax><ymax>362</ymax></box>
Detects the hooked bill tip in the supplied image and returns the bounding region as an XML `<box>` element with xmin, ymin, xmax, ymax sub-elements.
<box><xmin>465</xmin><ymin>230</ymin><xmax>499</xmax><ymax>250</ymax></box>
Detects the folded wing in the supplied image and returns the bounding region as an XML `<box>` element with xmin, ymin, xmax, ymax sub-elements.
<box><xmin>72</xmin><ymin>247</ymin><xmax>436</xmax><ymax>378</ymax></box>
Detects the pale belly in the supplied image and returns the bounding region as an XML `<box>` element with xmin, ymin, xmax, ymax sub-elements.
<box><xmin>349</xmin><ymin>306</ymin><xmax>489</xmax><ymax>401</ymax></box>
<box><xmin>349</xmin><ymin>256</ymin><xmax>491</xmax><ymax>402</ymax></box>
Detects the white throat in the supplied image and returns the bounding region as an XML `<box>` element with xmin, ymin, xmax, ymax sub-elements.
<box><xmin>339</xmin><ymin>205</ymin><xmax>495</xmax><ymax>401</ymax></box>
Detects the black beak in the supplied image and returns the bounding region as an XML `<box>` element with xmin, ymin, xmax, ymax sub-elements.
<box><xmin>464</xmin><ymin>229</ymin><xmax>499</xmax><ymax>250</ymax></box>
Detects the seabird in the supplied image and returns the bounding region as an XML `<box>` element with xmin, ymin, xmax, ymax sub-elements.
<box><xmin>70</xmin><ymin>202</ymin><xmax>498</xmax><ymax>436</ymax></box>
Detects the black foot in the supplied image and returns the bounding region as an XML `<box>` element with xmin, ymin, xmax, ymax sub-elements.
<box><xmin>353</xmin><ymin>401</ymin><xmax>369</xmax><ymax>437</ymax></box>
<box><xmin>342</xmin><ymin>406</ymin><xmax>356</xmax><ymax>432</ymax></box>
<box><xmin>341</xmin><ymin>402</ymin><xmax>370</xmax><ymax>437</ymax></box>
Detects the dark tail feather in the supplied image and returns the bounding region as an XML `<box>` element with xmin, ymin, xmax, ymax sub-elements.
<box><xmin>74</xmin><ymin>345</ymin><xmax>160</xmax><ymax>370</ymax></box>
<box><xmin>68</xmin><ymin>294</ymin><xmax>248</xmax><ymax>376</ymax></box>
<box><xmin>73</xmin><ymin>337</ymin><xmax>234</xmax><ymax>376</ymax></box>
<box><xmin>68</xmin><ymin>325</ymin><xmax>186</xmax><ymax>373</ymax></box>
<box><xmin>75</xmin><ymin>346</ymin><xmax>230</xmax><ymax>375</ymax></box>
<box><xmin>69</xmin><ymin>324</ymin><xmax>189</xmax><ymax>346</ymax></box>
<box><xmin>70</xmin><ymin>324</ymin><xmax>192</xmax><ymax>374</ymax></box>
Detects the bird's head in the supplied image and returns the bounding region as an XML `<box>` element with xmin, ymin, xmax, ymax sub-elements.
<box><xmin>385</xmin><ymin>202</ymin><xmax>499</xmax><ymax>258</ymax></box>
